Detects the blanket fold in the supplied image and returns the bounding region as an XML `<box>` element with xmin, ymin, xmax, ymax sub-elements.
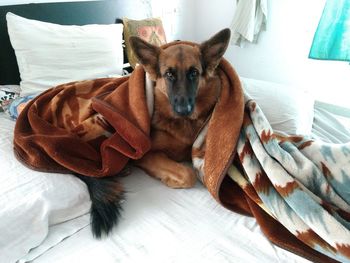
<box><xmin>14</xmin><ymin>69</ymin><xmax>151</xmax><ymax>177</ymax></box>
<box><xmin>13</xmin><ymin>40</ymin><xmax>350</xmax><ymax>263</ymax></box>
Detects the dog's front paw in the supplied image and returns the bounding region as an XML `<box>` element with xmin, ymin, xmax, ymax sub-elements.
<box><xmin>161</xmin><ymin>166</ymin><xmax>197</xmax><ymax>189</ymax></box>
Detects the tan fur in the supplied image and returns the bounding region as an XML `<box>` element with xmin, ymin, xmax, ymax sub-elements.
<box><xmin>132</xmin><ymin>29</ymin><xmax>231</xmax><ymax>188</ymax></box>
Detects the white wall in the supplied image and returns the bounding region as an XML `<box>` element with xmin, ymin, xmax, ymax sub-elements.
<box><xmin>151</xmin><ymin>0</ymin><xmax>195</xmax><ymax>41</ymax></box>
<box><xmin>191</xmin><ymin>0</ymin><xmax>350</xmax><ymax>107</ymax></box>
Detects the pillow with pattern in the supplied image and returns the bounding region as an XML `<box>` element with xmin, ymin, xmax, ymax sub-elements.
<box><xmin>123</xmin><ymin>17</ymin><xmax>167</xmax><ymax>68</ymax></box>
<box><xmin>0</xmin><ymin>85</ymin><xmax>20</xmax><ymax>112</ymax></box>
<box><xmin>7</xmin><ymin>94</ymin><xmax>36</xmax><ymax>120</ymax></box>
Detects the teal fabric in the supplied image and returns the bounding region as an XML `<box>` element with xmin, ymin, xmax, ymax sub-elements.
<box><xmin>309</xmin><ymin>0</ymin><xmax>350</xmax><ymax>61</ymax></box>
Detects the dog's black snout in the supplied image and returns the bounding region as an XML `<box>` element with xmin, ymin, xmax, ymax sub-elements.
<box><xmin>172</xmin><ymin>95</ymin><xmax>194</xmax><ymax>116</ymax></box>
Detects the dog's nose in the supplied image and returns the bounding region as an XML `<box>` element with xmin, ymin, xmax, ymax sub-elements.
<box><xmin>173</xmin><ymin>96</ymin><xmax>194</xmax><ymax>116</ymax></box>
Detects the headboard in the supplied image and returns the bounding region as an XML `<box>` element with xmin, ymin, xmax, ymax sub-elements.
<box><xmin>0</xmin><ymin>0</ymin><xmax>150</xmax><ymax>85</ymax></box>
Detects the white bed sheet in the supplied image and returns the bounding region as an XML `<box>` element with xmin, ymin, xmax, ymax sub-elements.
<box><xmin>0</xmin><ymin>112</ymin><xmax>311</xmax><ymax>263</ymax></box>
<box><xmin>27</xmin><ymin>170</ymin><xmax>310</xmax><ymax>263</ymax></box>
<box><xmin>312</xmin><ymin>101</ymin><xmax>350</xmax><ymax>143</ymax></box>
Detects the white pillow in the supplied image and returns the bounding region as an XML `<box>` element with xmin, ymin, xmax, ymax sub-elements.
<box><xmin>240</xmin><ymin>77</ymin><xmax>315</xmax><ymax>135</ymax></box>
<box><xmin>0</xmin><ymin>115</ymin><xmax>91</xmax><ymax>262</ymax></box>
<box><xmin>6</xmin><ymin>12</ymin><xmax>124</xmax><ymax>95</ymax></box>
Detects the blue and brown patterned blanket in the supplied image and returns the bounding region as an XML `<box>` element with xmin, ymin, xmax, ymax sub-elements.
<box><xmin>222</xmin><ymin>96</ymin><xmax>350</xmax><ymax>262</ymax></box>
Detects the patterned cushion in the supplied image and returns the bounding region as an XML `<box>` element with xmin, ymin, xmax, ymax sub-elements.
<box><xmin>0</xmin><ymin>85</ymin><xmax>20</xmax><ymax>112</ymax></box>
<box><xmin>8</xmin><ymin>95</ymin><xmax>36</xmax><ymax>120</ymax></box>
<box><xmin>123</xmin><ymin>17</ymin><xmax>167</xmax><ymax>68</ymax></box>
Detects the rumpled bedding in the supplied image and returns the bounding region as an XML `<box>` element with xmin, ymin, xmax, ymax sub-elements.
<box><xmin>13</xmin><ymin>40</ymin><xmax>350</xmax><ymax>263</ymax></box>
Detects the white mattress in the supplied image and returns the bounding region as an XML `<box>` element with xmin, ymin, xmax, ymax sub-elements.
<box><xmin>0</xmin><ymin>113</ymin><xmax>313</xmax><ymax>263</ymax></box>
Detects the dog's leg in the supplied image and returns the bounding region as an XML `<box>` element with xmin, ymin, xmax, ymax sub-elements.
<box><xmin>135</xmin><ymin>151</ymin><xmax>197</xmax><ymax>188</ymax></box>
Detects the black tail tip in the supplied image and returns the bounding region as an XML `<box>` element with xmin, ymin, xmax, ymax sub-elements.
<box><xmin>76</xmin><ymin>174</ymin><xmax>126</xmax><ymax>239</ymax></box>
<box><xmin>90</xmin><ymin>190</ymin><xmax>124</xmax><ymax>239</ymax></box>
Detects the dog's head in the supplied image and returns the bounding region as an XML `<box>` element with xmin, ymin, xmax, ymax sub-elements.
<box><xmin>129</xmin><ymin>28</ymin><xmax>231</xmax><ymax>117</ymax></box>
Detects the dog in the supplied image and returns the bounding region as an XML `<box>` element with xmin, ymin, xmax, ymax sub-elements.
<box><xmin>82</xmin><ymin>28</ymin><xmax>231</xmax><ymax>238</ymax></box>
<box><xmin>131</xmin><ymin>28</ymin><xmax>231</xmax><ymax>189</ymax></box>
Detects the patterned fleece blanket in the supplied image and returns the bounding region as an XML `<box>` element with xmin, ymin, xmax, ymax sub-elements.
<box><xmin>13</xmin><ymin>41</ymin><xmax>350</xmax><ymax>263</ymax></box>
<box><xmin>221</xmin><ymin>97</ymin><xmax>350</xmax><ymax>263</ymax></box>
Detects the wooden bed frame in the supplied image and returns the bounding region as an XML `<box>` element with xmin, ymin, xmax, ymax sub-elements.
<box><xmin>0</xmin><ymin>0</ymin><xmax>147</xmax><ymax>85</ymax></box>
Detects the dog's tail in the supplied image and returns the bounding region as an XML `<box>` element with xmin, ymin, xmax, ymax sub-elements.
<box><xmin>76</xmin><ymin>174</ymin><xmax>125</xmax><ymax>239</ymax></box>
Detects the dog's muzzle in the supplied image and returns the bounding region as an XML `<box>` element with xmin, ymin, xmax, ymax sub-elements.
<box><xmin>172</xmin><ymin>96</ymin><xmax>194</xmax><ymax>116</ymax></box>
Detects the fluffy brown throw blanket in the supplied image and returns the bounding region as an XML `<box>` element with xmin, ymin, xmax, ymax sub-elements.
<box><xmin>14</xmin><ymin>41</ymin><xmax>345</xmax><ymax>263</ymax></box>
<box><xmin>14</xmin><ymin>69</ymin><xmax>151</xmax><ymax>176</ymax></box>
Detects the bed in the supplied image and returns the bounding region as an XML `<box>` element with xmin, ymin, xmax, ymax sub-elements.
<box><xmin>1</xmin><ymin>1</ymin><xmax>350</xmax><ymax>263</ymax></box>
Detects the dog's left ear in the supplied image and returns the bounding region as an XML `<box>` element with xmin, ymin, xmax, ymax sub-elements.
<box><xmin>200</xmin><ymin>28</ymin><xmax>231</xmax><ymax>76</ymax></box>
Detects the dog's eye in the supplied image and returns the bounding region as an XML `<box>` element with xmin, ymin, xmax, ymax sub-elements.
<box><xmin>165</xmin><ymin>71</ymin><xmax>175</xmax><ymax>81</ymax></box>
<box><xmin>188</xmin><ymin>69</ymin><xmax>199</xmax><ymax>79</ymax></box>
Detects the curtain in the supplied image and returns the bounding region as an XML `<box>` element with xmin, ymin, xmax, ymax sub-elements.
<box><xmin>230</xmin><ymin>0</ymin><xmax>267</xmax><ymax>47</ymax></box>
<box><xmin>309</xmin><ymin>0</ymin><xmax>350</xmax><ymax>62</ymax></box>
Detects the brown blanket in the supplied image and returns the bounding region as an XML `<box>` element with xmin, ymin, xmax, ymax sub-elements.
<box><xmin>14</xmin><ymin>69</ymin><xmax>151</xmax><ymax>177</ymax></box>
<box><xmin>14</xmin><ymin>41</ymin><xmax>337</xmax><ymax>263</ymax></box>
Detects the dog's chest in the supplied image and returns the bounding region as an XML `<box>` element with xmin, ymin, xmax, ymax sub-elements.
<box><xmin>150</xmin><ymin>112</ymin><xmax>206</xmax><ymax>161</ymax></box>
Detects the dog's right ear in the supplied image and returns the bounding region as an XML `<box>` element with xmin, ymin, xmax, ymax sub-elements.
<box><xmin>129</xmin><ymin>36</ymin><xmax>161</xmax><ymax>80</ymax></box>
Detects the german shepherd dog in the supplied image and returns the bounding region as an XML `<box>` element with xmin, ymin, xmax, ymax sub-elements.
<box><xmin>82</xmin><ymin>28</ymin><xmax>231</xmax><ymax>238</ymax></box>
